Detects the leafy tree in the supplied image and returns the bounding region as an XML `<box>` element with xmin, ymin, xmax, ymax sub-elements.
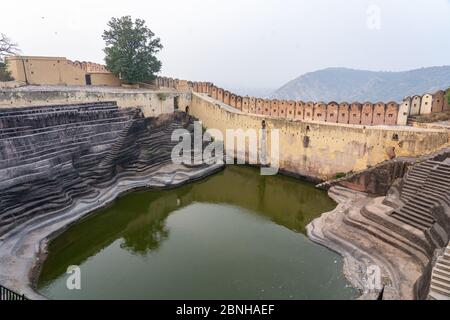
<box><xmin>446</xmin><ymin>90</ymin><xmax>450</xmax><ymax>106</ymax></box>
<box><xmin>102</xmin><ymin>16</ymin><xmax>163</xmax><ymax>84</ymax></box>
<box><xmin>0</xmin><ymin>33</ymin><xmax>20</xmax><ymax>81</ymax></box>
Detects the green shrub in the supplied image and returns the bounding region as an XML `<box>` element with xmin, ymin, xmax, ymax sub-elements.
<box><xmin>334</xmin><ymin>172</ymin><xmax>347</xmax><ymax>179</ymax></box>
<box><xmin>0</xmin><ymin>62</ymin><xmax>13</xmax><ymax>81</ymax></box>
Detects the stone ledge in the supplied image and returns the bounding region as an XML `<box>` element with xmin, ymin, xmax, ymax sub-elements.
<box><xmin>306</xmin><ymin>186</ymin><xmax>432</xmax><ymax>300</ymax></box>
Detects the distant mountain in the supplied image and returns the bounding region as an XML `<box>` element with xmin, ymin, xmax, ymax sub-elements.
<box><xmin>271</xmin><ymin>67</ymin><xmax>450</xmax><ymax>103</ymax></box>
<box><xmin>224</xmin><ymin>86</ymin><xmax>275</xmax><ymax>99</ymax></box>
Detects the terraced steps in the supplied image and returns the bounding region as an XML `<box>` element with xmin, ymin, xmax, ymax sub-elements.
<box><xmin>392</xmin><ymin>159</ymin><xmax>450</xmax><ymax>230</ymax></box>
<box><xmin>0</xmin><ymin>102</ymin><xmax>200</xmax><ymax>236</ymax></box>
<box><xmin>428</xmin><ymin>243</ymin><xmax>450</xmax><ymax>300</ymax></box>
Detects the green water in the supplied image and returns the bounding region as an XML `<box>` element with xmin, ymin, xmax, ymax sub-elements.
<box><xmin>37</xmin><ymin>166</ymin><xmax>357</xmax><ymax>300</ymax></box>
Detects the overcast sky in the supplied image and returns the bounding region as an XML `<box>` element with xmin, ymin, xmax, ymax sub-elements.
<box><xmin>1</xmin><ymin>0</ymin><xmax>449</xmax><ymax>93</ymax></box>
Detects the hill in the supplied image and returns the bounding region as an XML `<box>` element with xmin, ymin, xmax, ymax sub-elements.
<box><xmin>271</xmin><ymin>67</ymin><xmax>450</xmax><ymax>102</ymax></box>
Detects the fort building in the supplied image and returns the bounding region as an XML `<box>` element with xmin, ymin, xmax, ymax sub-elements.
<box><xmin>6</xmin><ymin>56</ymin><xmax>121</xmax><ymax>87</ymax></box>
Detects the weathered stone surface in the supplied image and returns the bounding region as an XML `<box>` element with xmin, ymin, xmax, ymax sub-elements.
<box><xmin>190</xmin><ymin>93</ymin><xmax>450</xmax><ymax>181</ymax></box>
<box><xmin>0</xmin><ymin>102</ymin><xmax>223</xmax><ymax>299</ymax></box>
<box><xmin>308</xmin><ymin>153</ymin><xmax>450</xmax><ymax>300</ymax></box>
<box><xmin>318</xmin><ymin>147</ymin><xmax>450</xmax><ymax>195</ymax></box>
<box><xmin>428</xmin><ymin>243</ymin><xmax>450</xmax><ymax>299</ymax></box>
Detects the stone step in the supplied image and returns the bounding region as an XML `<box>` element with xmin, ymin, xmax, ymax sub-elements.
<box><xmin>432</xmin><ymin>273</ymin><xmax>450</xmax><ymax>285</ymax></box>
<box><xmin>439</xmin><ymin>256</ymin><xmax>450</xmax><ymax>267</ymax></box>
<box><xmin>390</xmin><ymin>212</ymin><xmax>428</xmax><ymax>230</ymax></box>
<box><xmin>430</xmin><ymin>284</ymin><xmax>450</xmax><ymax>297</ymax></box>
<box><xmin>403</xmin><ymin>200</ymin><xmax>434</xmax><ymax>213</ymax></box>
<box><xmin>436</xmin><ymin>262</ymin><xmax>450</xmax><ymax>273</ymax></box>
<box><xmin>344</xmin><ymin>208</ymin><xmax>429</xmax><ymax>263</ymax></box>
<box><xmin>420</xmin><ymin>191</ymin><xmax>450</xmax><ymax>206</ymax></box>
<box><xmin>362</xmin><ymin>200</ymin><xmax>434</xmax><ymax>255</ymax></box>
<box><xmin>434</xmin><ymin>267</ymin><xmax>450</xmax><ymax>278</ymax></box>
<box><xmin>408</xmin><ymin>197</ymin><xmax>436</xmax><ymax>209</ymax></box>
<box><xmin>425</xmin><ymin>178</ymin><xmax>450</xmax><ymax>188</ymax></box>
<box><xmin>392</xmin><ymin>208</ymin><xmax>433</xmax><ymax>229</ymax></box>
<box><xmin>430</xmin><ymin>279</ymin><xmax>450</xmax><ymax>292</ymax></box>
<box><xmin>399</xmin><ymin>204</ymin><xmax>435</xmax><ymax>222</ymax></box>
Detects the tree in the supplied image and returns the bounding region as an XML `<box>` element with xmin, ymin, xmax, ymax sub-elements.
<box><xmin>0</xmin><ymin>33</ymin><xmax>19</xmax><ymax>61</ymax></box>
<box><xmin>0</xmin><ymin>33</ymin><xmax>20</xmax><ymax>81</ymax></box>
<box><xmin>446</xmin><ymin>90</ymin><xmax>450</xmax><ymax>106</ymax></box>
<box><xmin>102</xmin><ymin>16</ymin><xmax>163</xmax><ymax>84</ymax></box>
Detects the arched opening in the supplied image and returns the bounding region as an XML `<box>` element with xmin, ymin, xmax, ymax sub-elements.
<box><xmin>174</xmin><ymin>96</ymin><xmax>179</xmax><ymax>111</ymax></box>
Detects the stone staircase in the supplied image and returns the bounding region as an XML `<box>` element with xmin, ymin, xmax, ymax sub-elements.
<box><xmin>0</xmin><ymin>103</ymin><xmax>200</xmax><ymax>237</ymax></box>
<box><xmin>428</xmin><ymin>243</ymin><xmax>450</xmax><ymax>300</ymax></box>
<box><xmin>98</xmin><ymin>120</ymin><xmax>134</xmax><ymax>168</ymax></box>
<box><xmin>391</xmin><ymin>160</ymin><xmax>450</xmax><ymax>232</ymax></box>
<box><xmin>309</xmin><ymin>150</ymin><xmax>450</xmax><ymax>299</ymax></box>
<box><xmin>0</xmin><ymin>102</ymin><xmax>133</xmax><ymax>235</ymax></box>
<box><xmin>407</xmin><ymin>116</ymin><xmax>416</xmax><ymax>126</ymax></box>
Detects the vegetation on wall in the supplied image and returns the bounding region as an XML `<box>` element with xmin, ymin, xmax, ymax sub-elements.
<box><xmin>102</xmin><ymin>16</ymin><xmax>163</xmax><ymax>84</ymax></box>
<box><xmin>0</xmin><ymin>33</ymin><xmax>20</xmax><ymax>81</ymax></box>
<box><xmin>446</xmin><ymin>90</ymin><xmax>450</xmax><ymax>105</ymax></box>
<box><xmin>0</xmin><ymin>62</ymin><xmax>13</xmax><ymax>81</ymax></box>
<box><xmin>157</xmin><ymin>93</ymin><xmax>168</xmax><ymax>101</ymax></box>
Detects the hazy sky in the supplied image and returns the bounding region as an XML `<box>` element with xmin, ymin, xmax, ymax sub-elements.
<box><xmin>1</xmin><ymin>0</ymin><xmax>449</xmax><ymax>92</ymax></box>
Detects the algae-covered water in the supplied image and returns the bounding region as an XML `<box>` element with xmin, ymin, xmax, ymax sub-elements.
<box><xmin>38</xmin><ymin>166</ymin><xmax>357</xmax><ymax>300</ymax></box>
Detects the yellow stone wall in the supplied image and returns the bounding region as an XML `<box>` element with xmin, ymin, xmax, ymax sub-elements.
<box><xmin>0</xmin><ymin>89</ymin><xmax>191</xmax><ymax>118</ymax></box>
<box><xmin>5</xmin><ymin>56</ymin><xmax>121</xmax><ymax>87</ymax></box>
<box><xmin>191</xmin><ymin>93</ymin><xmax>449</xmax><ymax>180</ymax></box>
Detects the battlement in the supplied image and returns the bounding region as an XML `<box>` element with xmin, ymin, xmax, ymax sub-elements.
<box><xmin>67</xmin><ymin>60</ymin><xmax>110</xmax><ymax>73</ymax></box>
<box><xmin>157</xmin><ymin>76</ymin><xmax>450</xmax><ymax>127</ymax></box>
<box><xmin>5</xmin><ymin>56</ymin><xmax>120</xmax><ymax>87</ymax></box>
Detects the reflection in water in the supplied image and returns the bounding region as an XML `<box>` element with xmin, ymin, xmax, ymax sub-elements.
<box><xmin>38</xmin><ymin>166</ymin><xmax>357</xmax><ymax>300</ymax></box>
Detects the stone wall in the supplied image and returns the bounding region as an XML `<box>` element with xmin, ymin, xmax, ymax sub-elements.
<box><xmin>0</xmin><ymin>87</ymin><xmax>191</xmax><ymax>118</ymax></box>
<box><xmin>6</xmin><ymin>56</ymin><xmax>121</xmax><ymax>87</ymax></box>
<box><xmin>190</xmin><ymin>93</ymin><xmax>449</xmax><ymax>180</ymax></box>
<box><xmin>317</xmin><ymin>143</ymin><xmax>450</xmax><ymax>195</ymax></box>
<box><xmin>158</xmin><ymin>76</ymin><xmax>450</xmax><ymax>127</ymax></box>
<box><xmin>0</xmin><ymin>103</ymin><xmax>202</xmax><ymax>237</ymax></box>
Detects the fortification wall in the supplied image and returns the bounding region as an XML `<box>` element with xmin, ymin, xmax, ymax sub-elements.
<box><xmin>158</xmin><ymin>77</ymin><xmax>450</xmax><ymax>127</ymax></box>
<box><xmin>0</xmin><ymin>88</ymin><xmax>190</xmax><ymax>118</ymax></box>
<box><xmin>6</xmin><ymin>56</ymin><xmax>121</xmax><ymax>87</ymax></box>
<box><xmin>190</xmin><ymin>93</ymin><xmax>449</xmax><ymax>180</ymax></box>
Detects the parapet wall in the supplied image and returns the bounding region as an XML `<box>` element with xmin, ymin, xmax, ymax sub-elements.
<box><xmin>6</xmin><ymin>56</ymin><xmax>121</xmax><ymax>87</ymax></box>
<box><xmin>0</xmin><ymin>87</ymin><xmax>191</xmax><ymax>118</ymax></box>
<box><xmin>157</xmin><ymin>76</ymin><xmax>450</xmax><ymax>127</ymax></box>
<box><xmin>190</xmin><ymin>93</ymin><xmax>449</xmax><ymax>180</ymax></box>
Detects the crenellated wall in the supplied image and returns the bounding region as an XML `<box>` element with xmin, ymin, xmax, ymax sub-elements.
<box><xmin>157</xmin><ymin>76</ymin><xmax>450</xmax><ymax>127</ymax></box>
<box><xmin>6</xmin><ymin>56</ymin><xmax>121</xmax><ymax>87</ymax></box>
<box><xmin>190</xmin><ymin>92</ymin><xmax>450</xmax><ymax>180</ymax></box>
<box><xmin>0</xmin><ymin>87</ymin><xmax>191</xmax><ymax>118</ymax></box>
<box><xmin>5</xmin><ymin>55</ymin><xmax>448</xmax><ymax>125</ymax></box>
